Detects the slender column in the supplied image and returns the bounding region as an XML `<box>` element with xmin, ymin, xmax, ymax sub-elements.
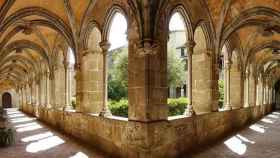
<box><xmin>37</xmin><ymin>79</ymin><xmax>41</xmax><ymax>106</ymax></box>
<box><xmin>68</xmin><ymin>66</ymin><xmax>72</xmax><ymax>108</ymax></box>
<box><xmin>99</xmin><ymin>41</ymin><xmax>112</xmax><ymax>117</ymax></box>
<box><xmin>49</xmin><ymin>72</ymin><xmax>56</xmax><ymax>108</ymax></box>
<box><xmin>224</xmin><ymin>60</ymin><xmax>232</xmax><ymax>110</ymax></box>
<box><xmin>64</xmin><ymin>61</ymin><xmax>71</xmax><ymax>110</ymax></box>
<box><xmin>184</xmin><ymin>41</ymin><xmax>196</xmax><ymax>116</ymax></box>
<box><xmin>256</xmin><ymin>78</ymin><xmax>260</xmax><ymax>106</ymax></box>
<box><xmin>26</xmin><ymin>84</ymin><xmax>29</xmax><ymax>105</ymax></box>
<box><xmin>29</xmin><ymin>82</ymin><xmax>33</xmax><ymax>105</ymax></box>
<box><xmin>244</xmin><ymin>70</ymin><xmax>250</xmax><ymax>107</ymax></box>
<box><xmin>262</xmin><ymin>80</ymin><xmax>266</xmax><ymax>105</ymax></box>
<box><xmin>45</xmin><ymin>72</ymin><xmax>50</xmax><ymax>107</ymax></box>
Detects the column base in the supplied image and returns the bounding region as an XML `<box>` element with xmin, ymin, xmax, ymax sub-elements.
<box><xmin>99</xmin><ymin>108</ymin><xmax>112</xmax><ymax>117</ymax></box>
<box><xmin>63</xmin><ymin>105</ymin><xmax>73</xmax><ymax>111</ymax></box>
<box><xmin>184</xmin><ymin>104</ymin><xmax>196</xmax><ymax>116</ymax></box>
<box><xmin>224</xmin><ymin>104</ymin><xmax>232</xmax><ymax>110</ymax></box>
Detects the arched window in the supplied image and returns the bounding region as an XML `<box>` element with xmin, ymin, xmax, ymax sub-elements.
<box><xmin>218</xmin><ymin>46</ymin><xmax>226</xmax><ymax>109</ymax></box>
<box><xmin>67</xmin><ymin>48</ymin><xmax>76</xmax><ymax>109</ymax></box>
<box><xmin>107</xmin><ymin>12</ymin><xmax>128</xmax><ymax>117</ymax></box>
<box><xmin>167</xmin><ymin>12</ymin><xmax>188</xmax><ymax>116</ymax></box>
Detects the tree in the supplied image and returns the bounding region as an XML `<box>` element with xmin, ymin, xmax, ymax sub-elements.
<box><xmin>218</xmin><ymin>80</ymin><xmax>224</xmax><ymax>108</ymax></box>
<box><xmin>108</xmin><ymin>47</ymin><xmax>128</xmax><ymax>101</ymax></box>
<box><xmin>108</xmin><ymin>46</ymin><xmax>186</xmax><ymax>100</ymax></box>
<box><xmin>167</xmin><ymin>48</ymin><xmax>186</xmax><ymax>88</ymax></box>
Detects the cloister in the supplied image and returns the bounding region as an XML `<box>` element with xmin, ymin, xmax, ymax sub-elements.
<box><xmin>0</xmin><ymin>0</ymin><xmax>279</xmax><ymax>158</ymax></box>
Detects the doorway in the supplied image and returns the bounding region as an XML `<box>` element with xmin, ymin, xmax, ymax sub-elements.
<box><xmin>2</xmin><ymin>92</ymin><xmax>12</xmax><ymax>108</ymax></box>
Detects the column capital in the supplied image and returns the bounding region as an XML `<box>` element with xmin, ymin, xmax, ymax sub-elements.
<box><xmin>135</xmin><ymin>39</ymin><xmax>159</xmax><ymax>57</ymax></box>
<box><xmin>185</xmin><ymin>41</ymin><xmax>196</xmax><ymax>56</ymax></box>
<box><xmin>49</xmin><ymin>71</ymin><xmax>55</xmax><ymax>80</ymax></box>
<box><xmin>224</xmin><ymin>59</ymin><xmax>232</xmax><ymax>70</ymax></box>
<box><xmin>63</xmin><ymin>60</ymin><xmax>70</xmax><ymax>69</ymax></box>
<box><xmin>99</xmin><ymin>41</ymin><xmax>111</xmax><ymax>52</ymax></box>
<box><xmin>74</xmin><ymin>63</ymin><xmax>81</xmax><ymax>71</ymax></box>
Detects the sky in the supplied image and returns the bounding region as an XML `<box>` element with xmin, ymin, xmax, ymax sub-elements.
<box><xmin>108</xmin><ymin>12</ymin><xmax>185</xmax><ymax>50</ymax></box>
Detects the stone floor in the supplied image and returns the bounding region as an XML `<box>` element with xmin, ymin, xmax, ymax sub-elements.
<box><xmin>0</xmin><ymin>108</ymin><xmax>106</xmax><ymax>158</ymax></box>
<box><xmin>191</xmin><ymin>111</ymin><xmax>280</xmax><ymax>158</ymax></box>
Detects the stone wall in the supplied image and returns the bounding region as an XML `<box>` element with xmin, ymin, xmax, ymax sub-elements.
<box><xmin>22</xmin><ymin>104</ymin><xmax>272</xmax><ymax>158</ymax></box>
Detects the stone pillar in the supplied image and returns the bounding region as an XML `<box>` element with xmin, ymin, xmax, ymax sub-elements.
<box><xmin>244</xmin><ymin>70</ymin><xmax>250</xmax><ymax>107</ymax></box>
<box><xmin>49</xmin><ymin>72</ymin><xmax>56</xmax><ymax>108</ymax></box>
<box><xmin>19</xmin><ymin>87</ymin><xmax>23</xmax><ymax>110</ymax></box>
<box><xmin>262</xmin><ymin>80</ymin><xmax>266</xmax><ymax>105</ymax></box>
<box><xmin>99</xmin><ymin>41</ymin><xmax>112</xmax><ymax>117</ymax></box>
<box><xmin>26</xmin><ymin>84</ymin><xmax>30</xmax><ymax>105</ymax></box>
<box><xmin>75</xmin><ymin>63</ymin><xmax>82</xmax><ymax>112</ymax></box>
<box><xmin>36</xmin><ymin>79</ymin><xmax>41</xmax><ymax>106</ymax></box>
<box><xmin>184</xmin><ymin>41</ymin><xmax>195</xmax><ymax>116</ymax></box>
<box><xmin>45</xmin><ymin>72</ymin><xmax>50</xmax><ymax>108</ymax></box>
<box><xmin>230</xmin><ymin>62</ymin><xmax>242</xmax><ymax>109</ymax></box>
<box><xmin>128</xmin><ymin>39</ymin><xmax>168</xmax><ymax>121</ymax></box>
<box><xmin>256</xmin><ymin>78</ymin><xmax>260</xmax><ymax>106</ymax></box>
<box><xmin>40</xmin><ymin>74</ymin><xmax>45</xmax><ymax>106</ymax></box>
<box><xmin>224</xmin><ymin>60</ymin><xmax>232</xmax><ymax>110</ymax></box>
<box><xmin>64</xmin><ymin>61</ymin><xmax>71</xmax><ymax>110</ymax></box>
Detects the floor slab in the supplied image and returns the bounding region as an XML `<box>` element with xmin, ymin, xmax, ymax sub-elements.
<box><xmin>191</xmin><ymin>111</ymin><xmax>280</xmax><ymax>158</ymax></box>
<box><xmin>0</xmin><ymin>108</ymin><xmax>106</xmax><ymax>158</ymax></box>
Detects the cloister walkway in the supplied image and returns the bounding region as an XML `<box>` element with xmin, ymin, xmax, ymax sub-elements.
<box><xmin>192</xmin><ymin>111</ymin><xmax>280</xmax><ymax>158</ymax></box>
<box><xmin>0</xmin><ymin>108</ymin><xmax>106</xmax><ymax>158</ymax></box>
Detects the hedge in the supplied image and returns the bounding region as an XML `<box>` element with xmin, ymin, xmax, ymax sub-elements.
<box><xmin>108</xmin><ymin>97</ymin><xmax>188</xmax><ymax>117</ymax></box>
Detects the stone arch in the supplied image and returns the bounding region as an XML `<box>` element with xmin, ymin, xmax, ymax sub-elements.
<box><xmin>0</xmin><ymin>7</ymin><xmax>76</xmax><ymax>61</ymax></box>
<box><xmin>102</xmin><ymin>5</ymin><xmax>128</xmax><ymax>42</ymax></box>
<box><xmin>0</xmin><ymin>40</ymin><xmax>50</xmax><ymax>68</ymax></box>
<box><xmin>166</xmin><ymin>5</ymin><xmax>194</xmax><ymax>42</ymax></box>
<box><xmin>221</xmin><ymin>7</ymin><xmax>280</xmax><ymax>47</ymax></box>
<box><xmin>245</xmin><ymin>40</ymin><xmax>280</xmax><ymax>70</ymax></box>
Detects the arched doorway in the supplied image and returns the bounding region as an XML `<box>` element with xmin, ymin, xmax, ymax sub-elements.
<box><xmin>2</xmin><ymin>92</ymin><xmax>12</xmax><ymax>108</ymax></box>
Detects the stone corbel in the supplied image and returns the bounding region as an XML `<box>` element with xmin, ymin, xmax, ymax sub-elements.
<box><xmin>99</xmin><ymin>41</ymin><xmax>111</xmax><ymax>54</ymax></box>
<box><xmin>205</xmin><ymin>49</ymin><xmax>212</xmax><ymax>57</ymax></box>
<box><xmin>185</xmin><ymin>41</ymin><xmax>196</xmax><ymax>56</ymax></box>
<box><xmin>136</xmin><ymin>39</ymin><xmax>159</xmax><ymax>57</ymax></box>
<box><xmin>82</xmin><ymin>49</ymin><xmax>95</xmax><ymax>57</ymax></box>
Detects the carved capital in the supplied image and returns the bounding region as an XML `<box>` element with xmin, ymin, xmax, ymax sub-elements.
<box><xmin>74</xmin><ymin>63</ymin><xmax>81</xmax><ymax>71</ymax></box>
<box><xmin>99</xmin><ymin>41</ymin><xmax>111</xmax><ymax>52</ymax></box>
<box><xmin>224</xmin><ymin>59</ymin><xmax>232</xmax><ymax>70</ymax></box>
<box><xmin>185</xmin><ymin>41</ymin><xmax>196</xmax><ymax>56</ymax></box>
<box><xmin>136</xmin><ymin>39</ymin><xmax>159</xmax><ymax>57</ymax></box>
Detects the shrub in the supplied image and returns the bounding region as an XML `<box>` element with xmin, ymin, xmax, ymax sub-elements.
<box><xmin>218</xmin><ymin>80</ymin><xmax>224</xmax><ymax>108</ymax></box>
<box><xmin>108</xmin><ymin>97</ymin><xmax>188</xmax><ymax>117</ymax></box>
<box><xmin>168</xmin><ymin>97</ymin><xmax>188</xmax><ymax>116</ymax></box>
<box><xmin>108</xmin><ymin>99</ymin><xmax>128</xmax><ymax>117</ymax></box>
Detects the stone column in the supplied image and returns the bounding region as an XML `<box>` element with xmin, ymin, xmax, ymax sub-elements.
<box><xmin>184</xmin><ymin>41</ymin><xmax>196</xmax><ymax>116</ymax></box>
<box><xmin>64</xmin><ymin>61</ymin><xmax>71</xmax><ymax>110</ymax></box>
<box><xmin>99</xmin><ymin>41</ymin><xmax>112</xmax><ymax>117</ymax></box>
<box><xmin>49</xmin><ymin>72</ymin><xmax>56</xmax><ymax>108</ymax></box>
<box><xmin>26</xmin><ymin>84</ymin><xmax>29</xmax><ymax>105</ymax></box>
<box><xmin>244</xmin><ymin>70</ymin><xmax>250</xmax><ymax>107</ymax></box>
<box><xmin>75</xmin><ymin>63</ymin><xmax>82</xmax><ymax>112</ymax></box>
<box><xmin>19</xmin><ymin>87</ymin><xmax>23</xmax><ymax>110</ymax></box>
<box><xmin>29</xmin><ymin>82</ymin><xmax>33</xmax><ymax>105</ymax></box>
<box><xmin>224</xmin><ymin>60</ymin><xmax>232</xmax><ymax>110</ymax></box>
<box><xmin>45</xmin><ymin>72</ymin><xmax>50</xmax><ymax>108</ymax></box>
<box><xmin>36</xmin><ymin>79</ymin><xmax>41</xmax><ymax>106</ymax></box>
<box><xmin>256</xmin><ymin>78</ymin><xmax>260</xmax><ymax>106</ymax></box>
<box><xmin>262</xmin><ymin>80</ymin><xmax>266</xmax><ymax>105</ymax></box>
